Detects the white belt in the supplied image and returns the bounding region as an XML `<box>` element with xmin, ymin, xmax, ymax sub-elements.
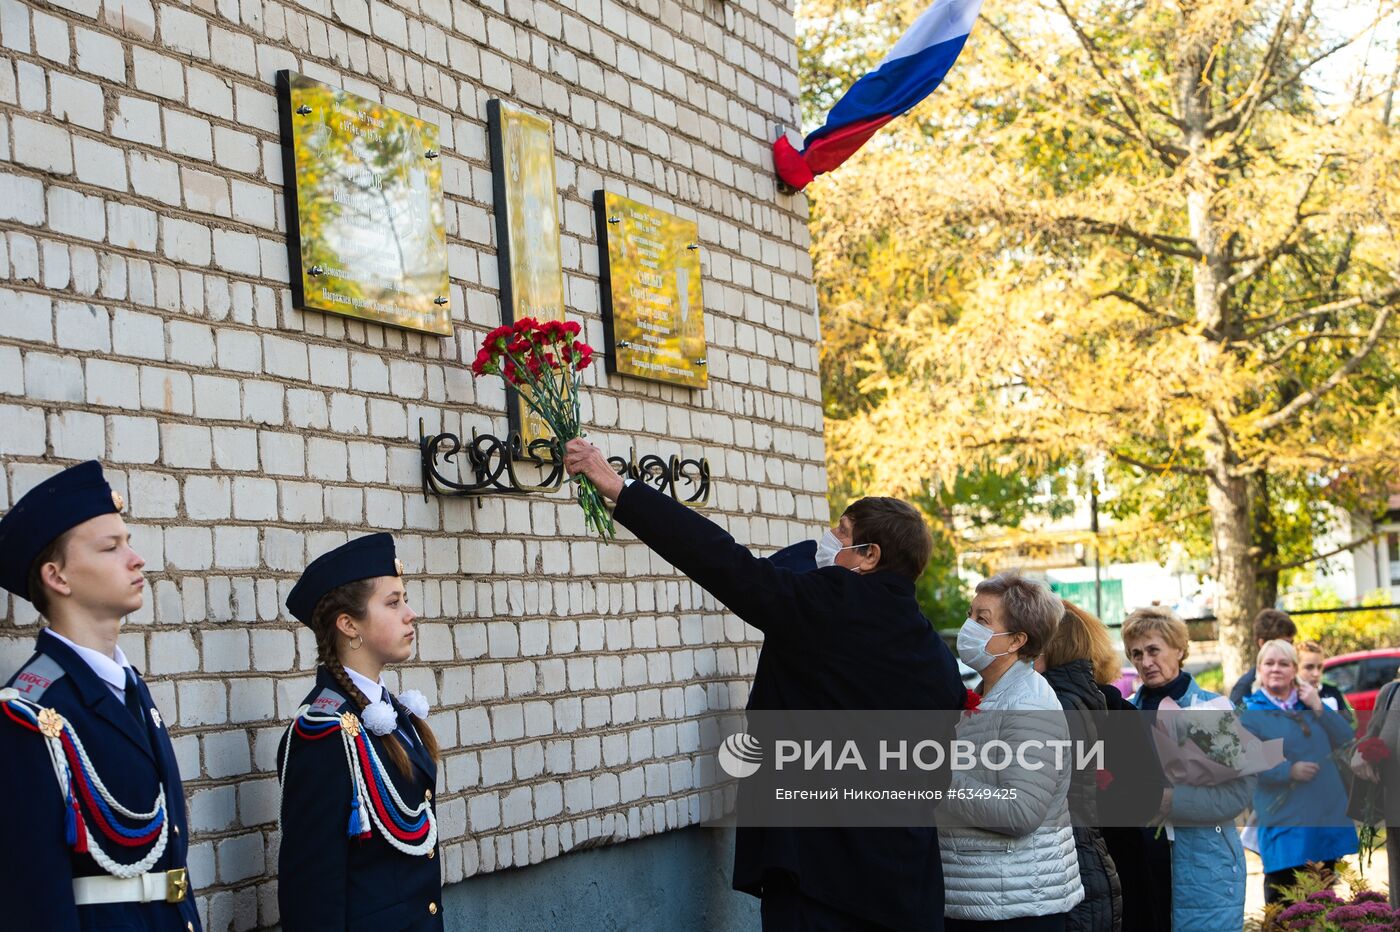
<box><xmin>73</xmin><ymin>869</ymin><xmax>188</xmax><ymax>905</ymax></box>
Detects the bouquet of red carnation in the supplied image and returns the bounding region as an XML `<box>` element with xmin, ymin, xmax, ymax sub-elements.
<box><xmin>1357</xmin><ymin>736</ymin><xmax>1391</xmax><ymax>765</ymax></box>
<box><xmin>470</xmin><ymin>318</ymin><xmax>614</xmax><ymax>539</ymax></box>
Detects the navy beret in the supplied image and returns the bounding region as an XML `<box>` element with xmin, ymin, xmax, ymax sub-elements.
<box><xmin>286</xmin><ymin>533</ymin><xmax>403</xmax><ymax>627</ymax></box>
<box><xmin>768</xmin><ymin>539</ymin><xmax>817</xmax><ymax>573</ymax></box>
<box><xmin>0</xmin><ymin>461</ymin><xmax>126</xmax><ymax>602</ymax></box>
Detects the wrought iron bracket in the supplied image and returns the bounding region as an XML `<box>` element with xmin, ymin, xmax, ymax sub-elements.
<box><xmin>607</xmin><ymin>447</ymin><xmax>712</xmax><ymax>506</ymax></box>
<box><xmin>420</xmin><ymin>420</ymin><xmax>713</xmax><ymax>506</ymax></box>
<box><xmin>419</xmin><ymin>419</ymin><xmax>563</xmax><ymax>501</ymax></box>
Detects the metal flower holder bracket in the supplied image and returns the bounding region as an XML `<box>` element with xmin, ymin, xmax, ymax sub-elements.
<box><xmin>418</xmin><ymin>419</ymin><xmax>713</xmax><ymax>506</ymax></box>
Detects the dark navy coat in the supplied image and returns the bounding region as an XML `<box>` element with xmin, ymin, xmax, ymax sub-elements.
<box><xmin>278</xmin><ymin>667</ymin><xmax>443</xmax><ymax>932</ymax></box>
<box><xmin>613</xmin><ymin>481</ymin><xmax>965</xmax><ymax>932</ymax></box>
<box><xmin>0</xmin><ymin>629</ymin><xmax>201</xmax><ymax>932</ymax></box>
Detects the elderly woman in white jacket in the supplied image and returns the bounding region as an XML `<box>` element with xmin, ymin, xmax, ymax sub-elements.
<box><xmin>939</xmin><ymin>572</ymin><xmax>1084</xmax><ymax>932</ymax></box>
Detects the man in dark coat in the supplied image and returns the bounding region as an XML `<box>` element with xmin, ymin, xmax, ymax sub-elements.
<box><xmin>0</xmin><ymin>462</ymin><xmax>201</xmax><ymax>932</ymax></box>
<box><xmin>565</xmin><ymin>439</ymin><xmax>966</xmax><ymax>931</ymax></box>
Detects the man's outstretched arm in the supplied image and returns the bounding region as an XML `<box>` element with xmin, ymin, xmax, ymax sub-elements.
<box><xmin>563</xmin><ymin>438</ymin><xmax>835</xmax><ymax>637</ymax></box>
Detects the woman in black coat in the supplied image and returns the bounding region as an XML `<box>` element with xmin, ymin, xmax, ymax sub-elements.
<box><xmin>1040</xmin><ymin>601</ymin><xmax>1129</xmax><ymax>932</ymax></box>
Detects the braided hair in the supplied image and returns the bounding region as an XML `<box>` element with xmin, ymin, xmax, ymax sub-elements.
<box><xmin>309</xmin><ymin>577</ymin><xmax>440</xmax><ymax>780</ymax></box>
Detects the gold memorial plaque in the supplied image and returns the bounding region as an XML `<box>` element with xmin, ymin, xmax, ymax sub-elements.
<box><xmin>594</xmin><ymin>191</ymin><xmax>708</xmax><ymax>389</ymax></box>
<box><xmin>278</xmin><ymin>71</ymin><xmax>451</xmax><ymax>336</ymax></box>
<box><xmin>487</xmin><ymin>100</ymin><xmax>568</xmax><ymax>449</ymax></box>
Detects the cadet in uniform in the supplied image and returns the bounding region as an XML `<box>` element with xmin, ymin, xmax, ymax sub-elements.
<box><xmin>278</xmin><ymin>533</ymin><xmax>444</xmax><ymax>931</ymax></box>
<box><xmin>0</xmin><ymin>461</ymin><xmax>201</xmax><ymax>931</ymax></box>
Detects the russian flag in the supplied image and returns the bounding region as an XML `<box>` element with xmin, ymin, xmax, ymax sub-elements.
<box><xmin>774</xmin><ymin>0</ymin><xmax>984</xmax><ymax>190</ymax></box>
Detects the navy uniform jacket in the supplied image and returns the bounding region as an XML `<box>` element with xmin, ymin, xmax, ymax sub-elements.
<box><xmin>278</xmin><ymin>667</ymin><xmax>443</xmax><ymax>932</ymax></box>
<box><xmin>613</xmin><ymin>481</ymin><xmax>965</xmax><ymax>932</ymax></box>
<box><xmin>0</xmin><ymin>629</ymin><xmax>201</xmax><ymax>932</ymax></box>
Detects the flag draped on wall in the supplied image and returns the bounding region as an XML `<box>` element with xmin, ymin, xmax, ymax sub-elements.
<box><xmin>773</xmin><ymin>0</ymin><xmax>984</xmax><ymax>191</ymax></box>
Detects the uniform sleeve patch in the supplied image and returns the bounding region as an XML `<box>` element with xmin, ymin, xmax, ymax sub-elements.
<box><xmin>10</xmin><ymin>655</ymin><xmax>65</xmax><ymax>702</ymax></box>
<box><xmin>309</xmin><ymin>688</ymin><xmax>347</xmax><ymax>715</ymax></box>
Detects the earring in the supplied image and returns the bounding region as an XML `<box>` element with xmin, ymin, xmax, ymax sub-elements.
<box><xmin>349</xmin><ymin>634</ymin><xmax>363</xmax><ymax>651</ymax></box>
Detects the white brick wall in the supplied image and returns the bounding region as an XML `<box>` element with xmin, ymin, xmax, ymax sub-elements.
<box><xmin>0</xmin><ymin>0</ymin><xmax>821</xmax><ymax>925</ymax></box>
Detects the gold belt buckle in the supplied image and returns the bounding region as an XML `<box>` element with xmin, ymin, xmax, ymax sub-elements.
<box><xmin>165</xmin><ymin>867</ymin><xmax>188</xmax><ymax>903</ymax></box>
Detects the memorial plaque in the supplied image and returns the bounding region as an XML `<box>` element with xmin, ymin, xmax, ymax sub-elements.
<box><xmin>487</xmin><ymin>100</ymin><xmax>567</xmax><ymax>447</ymax></box>
<box><xmin>277</xmin><ymin>71</ymin><xmax>451</xmax><ymax>336</ymax></box>
<box><xmin>594</xmin><ymin>191</ymin><xmax>708</xmax><ymax>389</ymax></box>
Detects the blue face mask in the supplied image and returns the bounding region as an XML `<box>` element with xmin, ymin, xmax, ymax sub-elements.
<box><xmin>814</xmin><ymin>530</ymin><xmax>868</xmax><ymax>569</ymax></box>
<box><xmin>957</xmin><ymin>619</ymin><xmax>1014</xmax><ymax>672</ymax></box>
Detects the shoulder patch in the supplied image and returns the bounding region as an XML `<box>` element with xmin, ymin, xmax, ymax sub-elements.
<box><xmin>10</xmin><ymin>655</ymin><xmax>65</xmax><ymax>702</ymax></box>
<box><xmin>308</xmin><ymin>688</ymin><xmax>348</xmax><ymax>715</ymax></box>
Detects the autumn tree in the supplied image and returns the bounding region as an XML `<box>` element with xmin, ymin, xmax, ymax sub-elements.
<box><xmin>805</xmin><ymin>0</ymin><xmax>1400</xmax><ymax>680</ymax></box>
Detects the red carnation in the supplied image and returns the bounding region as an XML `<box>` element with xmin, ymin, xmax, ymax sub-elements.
<box><xmin>513</xmin><ymin>317</ymin><xmax>541</xmax><ymax>334</ymax></box>
<box><xmin>507</xmin><ymin>337</ymin><xmax>531</xmax><ymax>354</ymax></box>
<box><xmin>1096</xmin><ymin>768</ymin><xmax>1114</xmax><ymax>791</ymax></box>
<box><xmin>572</xmin><ymin>341</ymin><xmax>596</xmax><ymax>370</ymax></box>
<box><xmin>1358</xmin><ymin>737</ymin><xmax>1391</xmax><ymax>765</ymax></box>
<box><xmin>484</xmin><ymin>324</ymin><xmax>513</xmax><ymax>348</ymax></box>
<box><xmin>964</xmin><ymin>690</ymin><xmax>982</xmax><ymax>713</ymax></box>
<box><xmin>539</xmin><ymin>320</ymin><xmax>566</xmax><ymax>342</ymax></box>
<box><xmin>562</xmin><ymin>320</ymin><xmax>581</xmax><ymax>337</ymax></box>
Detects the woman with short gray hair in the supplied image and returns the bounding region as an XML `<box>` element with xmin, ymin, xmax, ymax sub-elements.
<box><xmin>939</xmin><ymin>572</ymin><xmax>1083</xmax><ymax>930</ymax></box>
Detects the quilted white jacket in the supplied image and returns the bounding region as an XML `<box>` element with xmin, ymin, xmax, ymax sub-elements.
<box><xmin>937</xmin><ymin>660</ymin><xmax>1085</xmax><ymax>921</ymax></box>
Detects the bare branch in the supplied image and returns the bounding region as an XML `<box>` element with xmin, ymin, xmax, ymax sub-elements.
<box><xmin>1253</xmin><ymin>304</ymin><xmax>1398</xmax><ymax>433</ymax></box>
<box><xmin>1261</xmin><ymin>330</ymin><xmax>1400</xmax><ymax>366</ymax></box>
<box><xmin>1060</xmin><ymin>215</ymin><xmax>1204</xmax><ymax>259</ymax></box>
<box><xmin>1094</xmin><ymin>289</ymin><xmax>1191</xmax><ymax>327</ymax></box>
<box><xmin>1205</xmin><ymin>0</ymin><xmax>1302</xmax><ymax>139</ymax></box>
<box><xmin>1052</xmin><ymin>0</ymin><xmax>1186</xmax><ymax>168</ymax></box>
<box><xmin>1113</xmin><ymin>450</ymin><xmax>1210</xmax><ymax>477</ymax></box>
<box><xmin>982</xmin><ymin>19</ymin><xmax>1187</xmax><ymax>167</ymax></box>
<box><xmin>1242</xmin><ymin>284</ymin><xmax>1400</xmax><ymax>340</ymax></box>
<box><xmin>1260</xmin><ymin>530</ymin><xmax>1383</xmax><ymax>574</ymax></box>
<box><xmin>1223</xmin><ymin>155</ymin><xmax>1330</xmax><ymax>287</ymax></box>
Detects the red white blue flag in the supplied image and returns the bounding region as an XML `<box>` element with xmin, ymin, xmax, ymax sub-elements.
<box><xmin>774</xmin><ymin>0</ymin><xmax>984</xmax><ymax>190</ymax></box>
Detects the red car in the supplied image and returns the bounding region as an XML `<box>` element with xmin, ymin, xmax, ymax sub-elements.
<box><xmin>1324</xmin><ymin>648</ymin><xmax>1400</xmax><ymax>733</ymax></box>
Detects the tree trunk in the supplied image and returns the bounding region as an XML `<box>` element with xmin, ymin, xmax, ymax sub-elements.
<box><xmin>1207</xmin><ymin>447</ymin><xmax>1261</xmax><ymax>685</ymax></box>
<box><xmin>1253</xmin><ymin>471</ymin><xmax>1279</xmax><ymax>611</ymax></box>
<box><xmin>1178</xmin><ymin>31</ymin><xmax>1259</xmax><ymax>686</ymax></box>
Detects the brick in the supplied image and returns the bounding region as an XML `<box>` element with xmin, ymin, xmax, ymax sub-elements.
<box><xmin>259</xmin><ymin>431</ymin><xmax>304</xmax><ymax>476</ymax></box>
<box><xmin>137</xmin><ymin>366</ymin><xmax>192</xmax><ymax>414</ymax></box>
<box><xmin>112</xmin><ymin>95</ymin><xmax>162</xmax><ymax>145</ymax></box>
<box><xmin>164</xmin><ymin>109</ymin><xmax>212</xmax><ymax>160</ymax></box>
<box><xmin>12</xmin><ymin>116</ymin><xmax>73</xmax><ymax>174</ymax></box>
<box><xmin>47</xmin><ymin>188</ymin><xmax>104</xmax><ymax>242</ymax></box>
<box><xmin>49</xmin><ymin>73</ymin><xmax>104</xmax><ymax>130</ymax></box>
<box><xmin>129</xmin><ymin>153</ymin><xmax>181</xmax><ymax>206</ymax></box>
<box><xmin>162</xmin><ymin>217</ymin><xmax>212</xmax><ymax>265</ymax></box>
<box><xmin>108</xmin><ymin>203</ymin><xmax>159</xmax><ymax>252</ymax></box>
<box><xmin>46</xmin><ymin>409</ymin><xmax>101</xmax><ymax>459</ymax></box>
<box><xmin>162</xmin><ymin>7</ymin><xmax>211</xmax><ymax>59</ymax></box>
<box><xmin>73</xmin><ymin>136</ymin><xmax>129</xmax><ymax>192</ymax></box>
<box><xmin>55</xmin><ymin>301</ymin><xmax>111</xmax><ymax>352</ymax></box>
<box><xmin>75</xmin><ymin>27</ymin><xmax>125</xmax><ymax>81</ymax></box>
<box><xmin>83</xmin><ymin>358</ymin><xmax>140</xmax><ymax>410</ymax></box>
<box><xmin>33</xmin><ymin>10</ymin><xmax>71</xmax><ymax>64</ymax></box>
<box><xmin>213</xmin><ymin>427</ymin><xmax>259</xmax><ymax>471</ymax></box>
<box><xmin>107</xmin><ymin>414</ymin><xmax>159</xmax><ymax>461</ymax></box>
<box><xmin>184</xmin><ymin>475</ymin><xmax>230</xmax><ymax>520</ymax></box>
<box><xmin>202</xmin><ymin>629</ymin><xmax>249</xmax><ymax>674</ymax></box>
<box><xmin>0</xmin><ymin>174</ymin><xmax>45</xmax><ymax>226</ymax></box>
<box><xmin>193</xmin><ymin>374</ymin><xmax>241</xmax><ymax>420</ymax></box>
<box><xmin>0</xmin><ymin>405</ymin><xmax>45</xmax><ymax>455</ymax></box>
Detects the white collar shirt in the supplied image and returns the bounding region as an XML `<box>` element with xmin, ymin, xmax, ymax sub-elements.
<box><xmin>46</xmin><ymin>628</ymin><xmax>132</xmax><ymax>700</ymax></box>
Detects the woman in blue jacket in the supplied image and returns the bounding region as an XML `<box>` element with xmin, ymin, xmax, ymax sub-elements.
<box><xmin>1241</xmin><ymin>639</ymin><xmax>1358</xmax><ymax>903</ymax></box>
<box><xmin>1125</xmin><ymin>607</ymin><xmax>1253</xmax><ymax>932</ymax></box>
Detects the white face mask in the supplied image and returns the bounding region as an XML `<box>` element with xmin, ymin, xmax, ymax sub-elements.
<box><xmin>814</xmin><ymin>529</ymin><xmax>868</xmax><ymax>569</ymax></box>
<box><xmin>957</xmin><ymin>619</ymin><xmax>1015</xmax><ymax>671</ymax></box>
